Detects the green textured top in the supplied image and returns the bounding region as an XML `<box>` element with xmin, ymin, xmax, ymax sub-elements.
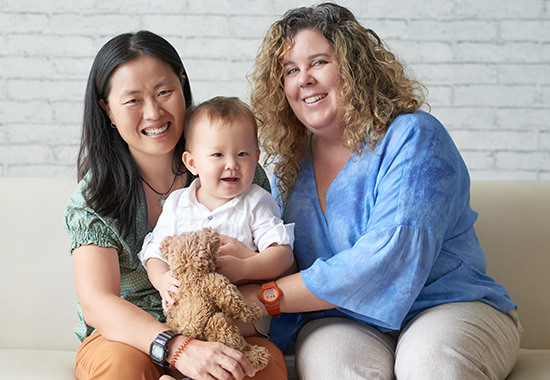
<box><xmin>64</xmin><ymin>165</ymin><xmax>271</xmax><ymax>342</ymax></box>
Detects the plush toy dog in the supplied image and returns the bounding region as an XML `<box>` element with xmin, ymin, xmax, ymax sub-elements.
<box><xmin>160</xmin><ymin>227</ymin><xmax>270</xmax><ymax>372</ymax></box>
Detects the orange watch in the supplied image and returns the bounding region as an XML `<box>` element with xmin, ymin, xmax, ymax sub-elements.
<box><xmin>258</xmin><ymin>281</ymin><xmax>283</xmax><ymax>318</ymax></box>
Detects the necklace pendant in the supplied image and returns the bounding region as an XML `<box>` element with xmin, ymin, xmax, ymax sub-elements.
<box><xmin>140</xmin><ymin>174</ymin><xmax>177</xmax><ymax>208</ymax></box>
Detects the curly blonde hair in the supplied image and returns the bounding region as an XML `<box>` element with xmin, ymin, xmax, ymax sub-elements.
<box><xmin>249</xmin><ymin>2</ymin><xmax>427</xmax><ymax>204</ymax></box>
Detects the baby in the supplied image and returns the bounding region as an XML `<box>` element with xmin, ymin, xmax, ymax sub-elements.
<box><xmin>139</xmin><ymin>96</ymin><xmax>295</xmax><ymax>336</ymax></box>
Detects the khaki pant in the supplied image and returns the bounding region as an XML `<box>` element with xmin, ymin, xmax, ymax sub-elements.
<box><xmin>75</xmin><ymin>332</ymin><xmax>288</xmax><ymax>380</ymax></box>
<box><xmin>295</xmin><ymin>302</ymin><xmax>522</xmax><ymax>380</ymax></box>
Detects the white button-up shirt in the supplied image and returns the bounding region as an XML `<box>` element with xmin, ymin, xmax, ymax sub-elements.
<box><xmin>139</xmin><ymin>178</ymin><xmax>294</xmax><ymax>267</ymax></box>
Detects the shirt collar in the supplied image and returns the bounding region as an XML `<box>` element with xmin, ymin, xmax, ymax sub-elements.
<box><xmin>182</xmin><ymin>178</ymin><xmax>248</xmax><ymax>213</ymax></box>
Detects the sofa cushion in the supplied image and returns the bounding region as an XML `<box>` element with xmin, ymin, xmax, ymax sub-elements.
<box><xmin>470</xmin><ymin>181</ymin><xmax>550</xmax><ymax>349</ymax></box>
<box><xmin>0</xmin><ymin>178</ymin><xmax>80</xmax><ymax>352</ymax></box>
<box><xmin>505</xmin><ymin>349</ymin><xmax>550</xmax><ymax>380</ymax></box>
<box><xmin>0</xmin><ymin>349</ymin><xmax>76</xmax><ymax>379</ymax></box>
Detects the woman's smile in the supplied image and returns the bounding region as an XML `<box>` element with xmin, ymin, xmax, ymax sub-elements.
<box><xmin>142</xmin><ymin>122</ymin><xmax>171</xmax><ymax>136</ymax></box>
<box><xmin>304</xmin><ymin>94</ymin><xmax>327</xmax><ymax>104</ymax></box>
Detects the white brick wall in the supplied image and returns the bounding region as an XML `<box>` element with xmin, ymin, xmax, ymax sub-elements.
<box><xmin>0</xmin><ymin>0</ymin><xmax>549</xmax><ymax>179</ymax></box>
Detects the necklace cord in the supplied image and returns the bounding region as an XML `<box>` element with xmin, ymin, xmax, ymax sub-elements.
<box><xmin>141</xmin><ymin>175</ymin><xmax>178</xmax><ymax>198</ymax></box>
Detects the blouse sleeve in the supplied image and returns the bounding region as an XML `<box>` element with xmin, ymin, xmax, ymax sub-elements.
<box><xmin>64</xmin><ymin>179</ymin><xmax>121</xmax><ymax>254</ymax></box>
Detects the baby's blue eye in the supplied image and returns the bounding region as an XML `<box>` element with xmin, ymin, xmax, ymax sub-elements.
<box><xmin>238</xmin><ymin>152</ymin><xmax>248</xmax><ymax>157</ymax></box>
<box><xmin>213</xmin><ymin>153</ymin><xmax>223</xmax><ymax>157</ymax></box>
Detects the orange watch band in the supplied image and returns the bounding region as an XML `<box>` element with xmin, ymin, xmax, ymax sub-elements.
<box><xmin>258</xmin><ymin>281</ymin><xmax>283</xmax><ymax>318</ymax></box>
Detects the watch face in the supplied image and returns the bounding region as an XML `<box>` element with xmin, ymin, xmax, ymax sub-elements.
<box><xmin>264</xmin><ymin>289</ymin><xmax>277</xmax><ymax>301</ymax></box>
<box><xmin>151</xmin><ymin>343</ymin><xmax>164</xmax><ymax>360</ymax></box>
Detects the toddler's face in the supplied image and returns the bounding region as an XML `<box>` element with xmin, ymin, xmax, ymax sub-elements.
<box><xmin>183</xmin><ymin>116</ymin><xmax>260</xmax><ymax>211</ymax></box>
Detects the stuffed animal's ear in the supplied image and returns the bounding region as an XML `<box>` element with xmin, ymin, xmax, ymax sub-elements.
<box><xmin>190</xmin><ymin>228</ymin><xmax>218</xmax><ymax>272</ymax></box>
<box><xmin>200</xmin><ymin>228</ymin><xmax>220</xmax><ymax>256</ymax></box>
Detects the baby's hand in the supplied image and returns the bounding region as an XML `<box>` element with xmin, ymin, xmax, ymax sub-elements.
<box><xmin>216</xmin><ymin>254</ymin><xmax>246</xmax><ymax>284</ymax></box>
<box><xmin>218</xmin><ymin>235</ymin><xmax>256</xmax><ymax>259</ymax></box>
<box><xmin>158</xmin><ymin>271</ymin><xmax>180</xmax><ymax>312</ymax></box>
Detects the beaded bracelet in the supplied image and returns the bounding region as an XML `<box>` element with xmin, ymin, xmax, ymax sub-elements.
<box><xmin>169</xmin><ymin>335</ymin><xmax>195</xmax><ymax>370</ymax></box>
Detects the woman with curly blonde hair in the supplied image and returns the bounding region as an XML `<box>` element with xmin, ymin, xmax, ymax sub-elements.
<box><xmin>250</xmin><ymin>2</ymin><xmax>426</xmax><ymax>203</ymax></box>
<box><xmin>230</xmin><ymin>3</ymin><xmax>522</xmax><ymax>379</ymax></box>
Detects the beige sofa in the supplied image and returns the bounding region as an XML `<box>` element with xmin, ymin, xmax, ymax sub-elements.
<box><xmin>0</xmin><ymin>178</ymin><xmax>549</xmax><ymax>379</ymax></box>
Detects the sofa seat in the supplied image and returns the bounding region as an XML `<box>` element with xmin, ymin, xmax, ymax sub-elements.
<box><xmin>0</xmin><ymin>349</ymin><xmax>77</xmax><ymax>379</ymax></box>
<box><xmin>506</xmin><ymin>349</ymin><xmax>550</xmax><ymax>380</ymax></box>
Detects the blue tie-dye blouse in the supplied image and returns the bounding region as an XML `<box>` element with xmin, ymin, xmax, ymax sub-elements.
<box><xmin>275</xmin><ymin>111</ymin><xmax>515</xmax><ymax>334</ymax></box>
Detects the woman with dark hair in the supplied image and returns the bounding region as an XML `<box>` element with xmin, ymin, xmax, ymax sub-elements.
<box><xmin>65</xmin><ymin>30</ymin><xmax>287</xmax><ymax>380</ymax></box>
<box><xmin>230</xmin><ymin>3</ymin><xmax>522</xmax><ymax>379</ymax></box>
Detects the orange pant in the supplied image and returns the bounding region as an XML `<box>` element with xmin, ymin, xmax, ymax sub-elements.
<box><xmin>75</xmin><ymin>332</ymin><xmax>287</xmax><ymax>380</ymax></box>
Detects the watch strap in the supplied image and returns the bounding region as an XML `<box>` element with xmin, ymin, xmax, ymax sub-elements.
<box><xmin>150</xmin><ymin>330</ymin><xmax>179</xmax><ymax>368</ymax></box>
<box><xmin>265</xmin><ymin>300</ymin><xmax>281</xmax><ymax>318</ymax></box>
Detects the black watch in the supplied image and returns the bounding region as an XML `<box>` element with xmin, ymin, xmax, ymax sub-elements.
<box><xmin>150</xmin><ymin>330</ymin><xmax>179</xmax><ymax>367</ymax></box>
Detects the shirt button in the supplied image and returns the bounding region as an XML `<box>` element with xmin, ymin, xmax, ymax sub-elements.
<box><xmin>208</xmin><ymin>215</ymin><xmax>213</xmax><ymax>220</ymax></box>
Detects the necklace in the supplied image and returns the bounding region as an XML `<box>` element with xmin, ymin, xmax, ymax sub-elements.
<box><xmin>141</xmin><ymin>175</ymin><xmax>178</xmax><ymax>207</ymax></box>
